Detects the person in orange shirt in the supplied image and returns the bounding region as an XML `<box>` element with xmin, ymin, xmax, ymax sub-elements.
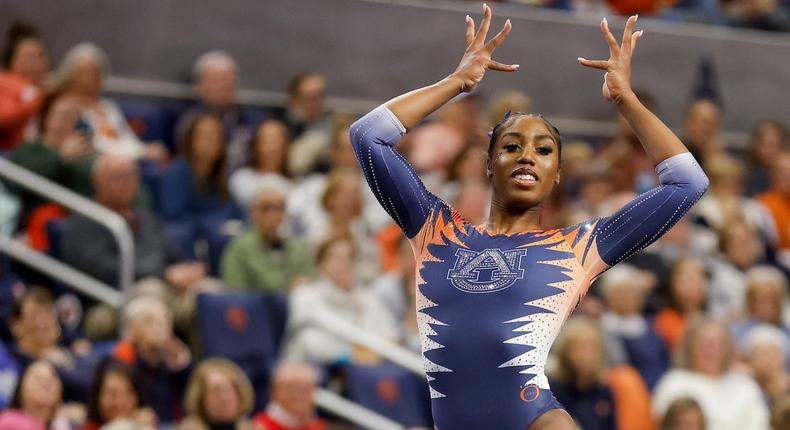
<box><xmin>0</xmin><ymin>22</ymin><xmax>49</xmax><ymax>151</ymax></box>
<box><xmin>757</xmin><ymin>151</ymin><xmax>790</xmax><ymax>269</ymax></box>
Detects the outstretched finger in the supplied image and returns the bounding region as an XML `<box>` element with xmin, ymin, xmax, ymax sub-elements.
<box><xmin>621</xmin><ymin>15</ymin><xmax>638</xmax><ymax>55</ymax></box>
<box><xmin>485</xmin><ymin>19</ymin><xmax>512</xmax><ymax>52</ymax></box>
<box><xmin>465</xmin><ymin>15</ymin><xmax>475</xmax><ymax>47</ymax></box>
<box><xmin>475</xmin><ymin>3</ymin><xmax>493</xmax><ymax>46</ymax></box>
<box><xmin>488</xmin><ymin>59</ymin><xmax>520</xmax><ymax>72</ymax></box>
<box><xmin>630</xmin><ymin>30</ymin><xmax>643</xmax><ymax>56</ymax></box>
<box><xmin>577</xmin><ymin>57</ymin><xmax>609</xmax><ymax>70</ymax></box>
<box><xmin>600</xmin><ymin>17</ymin><xmax>619</xmax><ymax>57</ymax></box>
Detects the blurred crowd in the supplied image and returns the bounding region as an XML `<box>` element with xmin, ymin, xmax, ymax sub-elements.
<box><xmin>0</xmin><ymin>12</ymin><xmax>789</xmax><ymax>430</ymax></box>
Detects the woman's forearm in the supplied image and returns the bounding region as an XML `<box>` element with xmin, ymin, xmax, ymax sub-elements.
<box><xmin>616</xmin><ymin>91</ymin><xmax>689</xmax><ymax>165</ymax></box>
<box><xmin>384</xmin><ymin>75</ymin><xmax>465</xmax><ymax>130</ymax></box>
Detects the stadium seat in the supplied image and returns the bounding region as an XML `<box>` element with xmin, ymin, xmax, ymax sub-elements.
<box><xmin>343</xmin><ymin>362</ymin><xmax>433</xmax><ymax>428</ymax></box>
<box><xmin>196</xmin><ymin>292</ymin><xmax>282</xmax><ymax>411</ymax></box>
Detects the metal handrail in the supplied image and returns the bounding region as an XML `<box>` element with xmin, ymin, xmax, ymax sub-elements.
<box><xmin>311</xmin><ymin>309</ymin><xmax>425</xmax><ymax>376</ymax></box>
<box><xmin>0</xmin><ymin>157</ymin><xmax>135</xmax><ymax>296</ymax></box>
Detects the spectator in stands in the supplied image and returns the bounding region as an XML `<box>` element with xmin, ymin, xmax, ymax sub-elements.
<box><xmin>757</xmin><ymin>150</ymin><xmax>790</xmax><ymax>270</ymax></box>
<box><xmin>731</xmin><ymin>266</ymin><xmax>790</xmax><ymax>354</ymax></box>
<box><xmin>599</xmin><ymin>264</ymin><xmax>669</xmax><ymax>390</ymax></box>
<box><xmin>744</xmin><ymin>325</ymin><xmax>790</xmax><ymax>402</ymax></box>
<box><xmin>660</xmin><ymin>397</ymin><xmax>705</xmax><ymax>430</ymax></box>
<box><xmin>372</xmin><ymin>234</ymin><xmax>419</xmax><ymax>351</ymax></box>
<box><xmin>548</xmin><ymin>317</ymin><xmax>618</xmax><ymax>430</ymax></box>
<box><xmin>282</xmin><ymin>73</ymin><xmax>330</xmax><ymax>176</ymax></box>
<box><xmin>283</xmin><ymin>235</ymin><xmax>398</xmax><ymax>365</ymax></box>
<box><xmin>175</xmin><ymin>50</ymin><xmax>264</xmax><ymax>170</ymax></box>
<box><xmin>652</xmin><ymin>318</ymin><xmax>769</xmax><ymax>429</ymax></box>
<box><xmin>452</xmin><ymin>181</ymin><xmax>491</xmax><ymax>226</ymax></box>
<box><xmin>178</xmin><ymin>358</ymin><xmax>256</xmax><ymax>430</ymax></box>
<box><xmin>253</xmin><ymin>362</ymin><xmax>325</xmax><ymax>430</ymax></box>
<box><xmin>0</xmin><ymin>22</ymin><xmax>48</xmax><ymax>151</ymax></box>
<box><xmin>82</xmin><ymin>359</ymin><xmax>157</xmax><ymax>430</ymax></box>
<box><xmin>61</xmin><ymin>154</ymin><xmax>205</xmax><ymax>288</ymax></box>
<box><xmin>682</xmin><ymin>99</ymin><xmax>722</xmax><ymax>166</ymax></box>
<box><xmin>485</xmin><ymin>89</ymin><xmax>532</xmax><ymax>128</ymax></box>
<box><xmin>0</xmin><ymin>360</ymin><xmax>67</xmax><ymax>430</ymax></box>
<box><xmin>228</xmin><ymin>119</ymin><xmax>293</xmax><ymax>207</ymax></box>
<box><xmin>9</xmin><ymin>92</ymin><xmax>94</xmax><ymax>222</ymax></box>
<box><xmin>442</xmin><ymin>143</ymin><xmax>489</xmax><ymax>203</ymax></box>
<box><xmin>745</xmin><ymin>120</ymin><xmax>789</xmax><ymax>196</ymax></box>
<box><xmin>692</xmin><ymin>154</ymin><xmax>776</xmax><ymax>241</ymax></box>
<box><xmin>726</xmin><ymin>0</ymin><xmax>790</xmax><ymax>31</ymax></box>
<box><xmin>9</xmin><ymin>287</ymin><xmax>91</xmax><ymax>403</ymax></box>
<box><xmin>708</xmin><ymin>219</ymin><xmax>766</xmax><ymax>318</ymax></box>
<box><xmin>113</xmin><ymin>295</ymin><xmax>191</xmax><ymax>424</ymax></box>
<box><xmin>220</xmin><ymin>185</ymin><xmax>313</xmax><ymax>293</ymax></box>
<box><xmin>655</xmin><ymin>257</ymin><xmax>709</xmax><ymax>351</ymax></box>
<box><xmin>55</xmin><ymin>43</ymin><xmax>165</xmax><ymax>161</ymax></box>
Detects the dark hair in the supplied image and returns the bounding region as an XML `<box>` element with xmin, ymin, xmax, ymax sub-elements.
<box><xmin>10</xmin><ymin>360</ymin><xmax>62</xmax><ymax>415</ymax></box>
<box><xmin>661</xmin><ymin>397</ymin><xmax>705</xmax><ymax>430</ymax></box>
<box><xmin>287</xmin><ymin>72</ymin><xmax>323</xmax><ymax>97</ymax></box>
<box><xmin>88</xmin><ymin>359</ymin><xmax>144</xmax><ymax>424</ymax></box>
<box><xmin>447</xmin><ymin>143</ymin><xmax>487</xmax><ymax>183</ymax></box>
<box><xmin>10</xmin><ymin>286</ymin><xmax>55</xmax><ymax>323</ymax></box>
<box><xmin>315</xmin><ymin>233</ymin><xmax>356</xmax><ymax>264</ymax></box>
<box><xmin>2</xmin><ymin>21</ymin><xmax>41</xmax><ymax>69</ymax></box>
<box><xmin>179</xmin><ymin>114</ymin><xmax>229</xmax><ymax>198</ymax></box>
<box><xmin>487</xmin><ymin>112</ymin><xmax>562</xmax><ymax>162</ymax></box>
<box><xmin>749</xmin><ymin>120</ymin><xmax>789</xmax><ymax>164</ymax></box>
<box><xmin>246</xmin><ymin>118</ymin><xmax>290</xmax><ymax>176</ymax></box>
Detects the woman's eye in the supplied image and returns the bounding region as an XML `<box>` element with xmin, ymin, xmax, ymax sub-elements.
<box><xmin>537</xmin><ymin>146</ymin><xmax>553</xmax><ymax>155</ymax></box>
<box><xmin>504</xmin><ymin>143</ymin><xmax>519</xmax><ymax>152</ymax></box>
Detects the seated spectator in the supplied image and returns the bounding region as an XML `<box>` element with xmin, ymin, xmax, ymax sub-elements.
<box><xmin>731</xmin><ymin>266</ymin><xmax>790</xmax><ymax>357</ymax></box>
<box><xmin>10</xmin><ymin>92</ymin><xmax>94</xmax><ymax>221</ymax></box>
<box><xmin>485</xmin><ymin>89</ymin><xmax>532</xmax><ymax>128</ymax></box>
<box><xmin>0</xmin><ymin>22</ymin><xmax>48</xmax><ymax>151</ymax></box>
<box><xmin>371</xmin><ymin>234</ymin><xmax>419</xmax><ymax>351</ymax></box>
<box><xmin>708</xmin><ymin>219</ymin><xmax>766</xmax><ymax>318</ymax></box>
<box><xmin>159</xmin><ymin>114</ymin><xmax>239</xmax><ymax>223</ymax></box>
<box><xmin>113</xmin><ymin>295</ymin><xmax>191</xmax><ymax>424</ymax></box>
<box><xmin>282</xmin><ymin>73</ymin><xmax>330</xmax><ymax>176</ymax></box>
<box><xmin>178</xmin><ymin>358</ymin><xmax>255</xmax><ymax>430</ymax></box>
<box><xmin>220</xmin><ymin>186</ymin><xmax>313</xmax><ymax>293</ymax></box>
<box><xmin>54</xmin><ymin>43</ymin><xmax>165</xmax><ymax>161</ymax></box>
<box><xmin>9</xmin><ymin>287</ymin><xmax>90</xmax><ymax>403</ymax></box>
<box><xmin>61</xmin><ymin>154</ymin><xmax>204</xmax><ymax>288</ymax></box>
<box><xmin>0</xmin><ymin>360</ymin><xmax>68</xmax><ymax>430</ymax></box>
<box><xmin>442</xmin><ymin>143</ymin><xmax>489</xmax><ymax>202</ymax></box>
<box><xmin>682</xmin><ymin>99</ymin><xmax>723</xmax><ymax>167</ymax></box>
<box><xmin>744</xmin><ymin>120</ymin><xmax>788</xmax><ymax>196</ymax></box>
<box><xmin>652</xmin><ymin>318</ymin><xmax>769</xmax><ymax>429</ymax></box>
<box><xmin>82</xmin><ymin>359</ymin><xmax>156</xmax><ymax>430</ymax></box>
<box><xmin>253</xmin><ymin>362</ymin><xmax>325</xmax><ymax>430</ymax></box>
<box><xmin>744</xmin><ymin>325</ymin><xmax>790</xmax><ymax>402</ymax></box>
<box><xmin>757</xmin><ymin>150</ymin><xmax>790</xmax><ymax>270</ymax></box>
<box><xmin>655</xmin><ymin>257</ymin><xmax>709</xmax><ymax>351</ymax></box>
<box><xmin>228</xmin><ymin>119</ymin><xmax>293</xmax><ymax>207</ymax></box>
<box><xmin>660</xmin><ymin>397</ymin><xmax>705</xmax><ymax>430</ymax></box>
<box><xmin>548</xmin><ymin>317</ymin><xmax>618</xmax><ymax>430</ymax></box>
<box><xmin>452</xmin><ymin>181</ymin><xmax>491</xmax><ymax>227</ymax></box>
<box><xmin>175</xmin><ymin>50</ymin><xmax>264</xmax><ymax>170</ymax></box>
<box><xmin>283</xmin><ymin>235</ymin><xmax>398</xmax><ymax>365</ymax></box>
<box><xmin>599</xmin><ymin>264</ymin><xmax>669</xmax><ymax>390</ymax></box>
<box><xmin>726</xmin><ymin>0</ymin><xmax>790</xmax><ymax>31</ymax></box>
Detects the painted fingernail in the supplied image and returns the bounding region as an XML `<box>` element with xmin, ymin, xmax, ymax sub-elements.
<box><xmin>577</xmin><ymin>57</ymin><xmax>586</xmax><ymax>61</ymax></box>
<box><xmin>506</xmin><ymin>18</ymin><xmax>511</xmax><ymax>25</ymax></box>
<box><xmin>603</xmin><ymin>17</ymin><xmax>608</xmax><ymax>26</ymax></box>
<box><xmin>637</xmin><ymin>30</ymin><xmax>644</xmax><ymax>37</ymax></box>
<box><xmin>466</xmin><ymin>14</ymin><xmax>471</xmax><ymax>22</ymax></box>
<box><xmin>513</xmin><ymin>64</ymin><xmax>520</xmax><ymax>68</ymax></box>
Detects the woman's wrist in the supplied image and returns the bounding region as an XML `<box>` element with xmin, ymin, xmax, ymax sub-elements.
<box><xmin>442</xmin><ymin>73</ymin><xmax>468</xmax><ymax>94</ymax></box>
<box><xmin>614</xmin><ymin>89</ymin><xmax>639</xmax><ymax>110</ymax></box>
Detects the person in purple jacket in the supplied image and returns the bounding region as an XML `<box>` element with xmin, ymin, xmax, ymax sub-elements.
<box><xmin>350</xmin><ymin>5</ymin><xmax>708</xmax><ymax>430</ymax></box>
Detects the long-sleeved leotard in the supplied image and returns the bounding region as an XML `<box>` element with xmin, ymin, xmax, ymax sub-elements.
<box><xmin>350</xmin><ymin>105</ymin><xmax>709</xmax><ymax>430</ymax></box>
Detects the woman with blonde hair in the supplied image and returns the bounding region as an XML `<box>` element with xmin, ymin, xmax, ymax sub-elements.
<box><xmin>178</xmin><ymin>358</ymin><xmax>256</xmax><ymax>430</ymax></box>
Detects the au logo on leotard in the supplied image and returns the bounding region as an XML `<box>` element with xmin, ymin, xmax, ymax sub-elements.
<box><xmin>447</xmin><ymin>248</ymin><xmax>527</xmax><ymax>293</ymax></box>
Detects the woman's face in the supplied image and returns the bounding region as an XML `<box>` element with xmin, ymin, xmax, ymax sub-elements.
<box><xmin>255</xmin><ymin>121</ymin><xmax>288</xmax><ymax>173</ymax></box>
<box><xmin>754</xmin><ymin>124</ymin><xmax>785</xmax><ymax>166</ymax></box>
<box><xmin>670</xmin><ymin>407</ymin><xmax>705</xmax><ymax>430</ymax></box>
<box><xmin>10</xmin><ymin>38</ymin><xmax>49</xmax><ymax>85</ymax></box>
<box><xmin>202</xmin><ymin>369</ymin><xmax>241</xmax><ymax>423</ymax></box>
<box><xmin>326</xmin><ymin>177</ymin><xmax>362</xmax><ymax>220</ymax></box>
<box><xmin>565</xmin><ymin>329</ymin><xmax>602</xmax><ymax>379</ymax></box>
<box><xmin>99</xmin><ymin>372</ymin><xmax>138</xmax><ymax>423</ymax></box>
<box><xmin>319</xmin><ymin>240</ymin><xmax>355</xmax><ymax>290</ymax></box>
<box><xmin>192</xmin><ymin>117</ymin><xmax>225</xmax><ymax>164</ymax></box>
<box><xmin>723</xmin><ymin>223</ymin><xmax>761</xmax><ymax>270</ymax></box>
<box><xmin>749</xmin><ymin>281</ymin><xmax>783</xmax><ymax>323</ymax></box>
<box><xmin>15</xmin><ymin>298</ymin><xmax>60</xmax><ymax>350</ymax></box>
<box><xmin>671</xmin><ymin>259</ymin><xmax>708</xmax><ymax>314</ymax></box>
<box><xmin>21</xmin><ymin>361</ymin><xmax>61</xmax><ymax>415</ymax></box>
<box><xmin>691</xmin><ymin>323</ymin><xmax>729</xmax><ymax>376</ymax></box>
<box><xmin>69</xmin><ymin>56</ymin><xmax>102</xmax><ymax>98</ymax></box>
<box><xmin>489</xmin><ymin>116</ymin><xmax>560</xmax><ymax>210</ymax></box>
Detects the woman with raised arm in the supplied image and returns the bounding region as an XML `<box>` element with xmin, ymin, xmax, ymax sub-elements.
<box><xmin>349</xmin><ymin>5</ymin><xmax>709</xmax><ymax>430</ymax></box>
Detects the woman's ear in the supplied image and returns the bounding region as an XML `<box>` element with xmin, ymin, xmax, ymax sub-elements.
<box><xmin>486</xmin><ymin>159</ymin><xmax>493</xmax><ymax>178</ymax></box>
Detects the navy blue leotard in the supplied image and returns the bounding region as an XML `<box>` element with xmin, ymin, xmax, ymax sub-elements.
<box><xmin>350</xmin><ymin>105</ymin><xmax>709</xmax><ymax>429</ymax></box>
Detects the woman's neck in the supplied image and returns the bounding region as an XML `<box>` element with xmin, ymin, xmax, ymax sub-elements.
<box><xmin>484</xmin><ymin>200</ymin><xmax>543</xmax><ymax>235</ymax></box>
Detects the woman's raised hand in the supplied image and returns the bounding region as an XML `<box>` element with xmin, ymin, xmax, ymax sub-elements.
<box><xmin>450</xmin><ymin>4</ymin><xmax>519</xmax><ymax>93</ymax></box>
<box><xmin>578</xmin><ymin>15</ymin><xmax>643</xmax><ymax>104</ymax></box>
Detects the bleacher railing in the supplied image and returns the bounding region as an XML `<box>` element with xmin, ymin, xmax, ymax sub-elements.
<box><xmin>0</xmin><ymin>157</ymin><xmax>132</xmax><ymax>306</ymax></box>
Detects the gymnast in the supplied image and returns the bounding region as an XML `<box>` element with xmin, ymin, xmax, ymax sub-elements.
<box><xmin>349</xmin><ymin>5</ymin><xmax>709</xmax><ymax>429</ymax></box>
